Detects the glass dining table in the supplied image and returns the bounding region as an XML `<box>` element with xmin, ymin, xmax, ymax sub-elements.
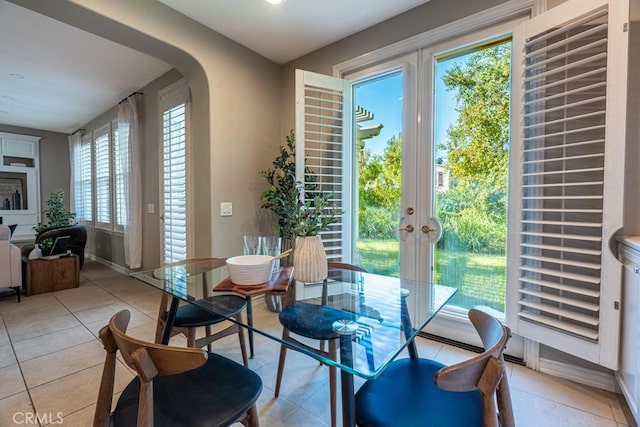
<box><xmin>130</xmin><ymin>259</ymin><xmax>456</xmax><ymax>427</ymax></box>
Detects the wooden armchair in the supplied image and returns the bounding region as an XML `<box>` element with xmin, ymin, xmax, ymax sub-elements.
<box><xmin>94</xmin><ymin>309</ymin><xmax>262</xmax><ymax>427</ymax></box>
<box><xmin>355</xmin><ymin>308</ymin><xmax>515</xmax><ymax>427</ymax></box>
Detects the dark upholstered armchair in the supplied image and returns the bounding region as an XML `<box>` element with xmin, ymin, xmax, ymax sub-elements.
<box><xmin>21</xmin><ymin>225</ymin><xmax>88</xmax><ymax>268</ymax></box>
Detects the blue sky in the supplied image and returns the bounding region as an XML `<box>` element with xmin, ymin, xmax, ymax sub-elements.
<box><xmin>353</xmin><ymin>55</ymin><xmax>469</xmax><ymax>158</ymax></box>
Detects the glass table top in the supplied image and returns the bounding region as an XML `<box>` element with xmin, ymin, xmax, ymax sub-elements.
<box><xmin>131</xmin><ymin>259</ymin><xmax>456</xmax><ymax>379</ymax></box>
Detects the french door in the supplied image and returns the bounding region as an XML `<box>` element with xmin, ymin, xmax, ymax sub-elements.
<box><xmin>298</xmin><ymin>0</ymin><xmax>625</xmax><ymax>365</ymax></box>
<box><xmin>341</xmin><ymin>25</ymin><xmax>522</xmax><ymax>350</ymax></box>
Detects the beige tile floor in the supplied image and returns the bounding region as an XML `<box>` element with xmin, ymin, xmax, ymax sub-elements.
<box><xmin>0</xmin><ymin>261</ymin><xmax>635</xmax><ymax>426</ymax></box>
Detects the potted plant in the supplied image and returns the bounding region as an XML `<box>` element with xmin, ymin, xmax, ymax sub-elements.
<box><xmin>259</xmin><ymin>130</ymin><xmax>301</xmax><ymax>256</ymax></box>
<box><xmin>32</xmin><ymin>189</ymin><xmax>77</xmax><ymax>256</ymax></box>
<box><xmin>290</xmin><ymin>192</ymin><xmax>341</xmax><ymax>283</ymax></box>
<box><xmin>260</xmin><ymin>131</ymin><xmax>342</xmax><ymax>282</ymax></box>
<box><xmin>34</xmin><ymin>189</ymin><xmax>76</xmax><ymax>233</ymax></box>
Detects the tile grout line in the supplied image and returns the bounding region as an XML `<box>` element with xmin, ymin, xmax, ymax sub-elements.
<box><xmin>0</xmin><ymin>314</ymin><xmax>42</xmax><ymax>427</ymax></box>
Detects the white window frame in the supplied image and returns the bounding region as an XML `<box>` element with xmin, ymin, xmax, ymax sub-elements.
<box><xmin>329</xmin><ymin>0</ymin><xmax>626</xmax><ymax>369</ymax></box>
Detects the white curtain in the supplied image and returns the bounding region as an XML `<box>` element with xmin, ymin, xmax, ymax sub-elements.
<box><xmin>118</xmin><ymin>94</ymin><xmax>143</xmax><ymax>269</ymax></box>
<box><xmin>68</xmin><ymin>132</ymin><xmax>82</xmax><ymax>214</ymax></box>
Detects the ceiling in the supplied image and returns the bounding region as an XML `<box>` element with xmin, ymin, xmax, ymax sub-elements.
<box><xmin>0</xmin><ymin>1</ymin><xmax>173</xmax><ymax>134</ymax></box>
<box><xmin>158</xmin><ymin>0</ymin><xmax>432</xmax><ymax>64</ymax></box>
<box><xmin>0</xmin><ymin>0</ymin><xmax>431</xmax><ymax>135</ymax></box>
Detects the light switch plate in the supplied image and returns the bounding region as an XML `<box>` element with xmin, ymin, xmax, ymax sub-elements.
<box><xmin>220</xmin><ymin>202</ymin><xmax>232</xmax><ymax>216</ymax></box>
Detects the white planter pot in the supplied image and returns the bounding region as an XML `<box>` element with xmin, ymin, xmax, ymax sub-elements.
<box><xmin>293</xmin><ymin>235</ymin><xmax>327</xmax><ymax>283</ymax></box>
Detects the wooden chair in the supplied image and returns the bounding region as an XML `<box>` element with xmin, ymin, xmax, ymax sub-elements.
<box><xmin>94</xmin><ymin>309</ymin><xmax>262</xmax><ymax>427</ymax></box>
<box><xmin>354</xmin><ymin>308</ymin><xmax>515</xmax><ymax>427</ymax></box>
<box><xmin>275</xmin><ymin>262</ymin><xmax>368</xmax><ymax>427</ymax></box>
<box><xmin>154</xmin><ymin>258</ymin><xmax>249</xmax><ymax>367</ymax></box>
<box><xmin>155</xmin><ymin>292</ymin><xmax>249</xmax><ymax>367</ymax></box>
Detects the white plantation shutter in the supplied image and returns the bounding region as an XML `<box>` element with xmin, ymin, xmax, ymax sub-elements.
<box><xmin>94</xmin><ymin>124</ymin><xmax>111</xmax><ymax>227</ymax></box>
<box><xmin>512</xmin><ymin>0</ymin><xmax>627</xmax><ymax>368</ymax></box>
<box><xmin>159</xmin><ymin>80</ymin><xmax>189</xmax><ymax>264</ymax></box>
<box><xmin>77</xmin><ymin>133</ymin><xmax>93</xmax><ymax>222</ymax></box>
<box><xmin>295</xmin><ymin>69</ymin><xmax>352</xmax><ymax>262</ymax></box>
<box><xmin>112</xmin><ymin>123</ymin><xmax>126</xmax><ymax>229</ymax></box>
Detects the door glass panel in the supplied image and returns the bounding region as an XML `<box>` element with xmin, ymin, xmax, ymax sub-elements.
<box><xmin>353</xmin><ymin>71</ymin><xmax>403</xmax><ymax>277</ymax></box>
<box><xmin>433</xmin><ymin>40</ymin><xmax>511</xmax><ymax>317</ymax></box>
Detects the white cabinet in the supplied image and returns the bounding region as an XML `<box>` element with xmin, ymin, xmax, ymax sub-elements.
<box><xmin>0</xmin><ymin>132</ymin><xmax>40</xmax><ymax>241</ymax></box>
<box><xmin>617</xmin><ymin>238</ymin><xmax>640</xmax><ymax>425</ymax></box>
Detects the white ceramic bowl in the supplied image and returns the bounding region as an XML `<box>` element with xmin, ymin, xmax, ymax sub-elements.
<box><xmin>226</xmin><ymin>255</ymin><xmax>274</xmax><ymax>285</ymax></box>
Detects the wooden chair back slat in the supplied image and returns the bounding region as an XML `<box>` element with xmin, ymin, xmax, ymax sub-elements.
<box><xmin>435</xmin><ymin>309</ymin><xmax>510</xmax><ymax>392</ymax></box>
<box><xmin>109</xmin><ymin>310</ymin><xmax>208</xmax><ymax>376</ymax></box>
<box><xmin>327</xmin><ymin>262</ymin><xmax>367</xmax><ymax>272</ymax></box>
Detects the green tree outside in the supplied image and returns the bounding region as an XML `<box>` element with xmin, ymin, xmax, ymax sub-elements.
<box><xmin>356</xmin><ymin>42</ymin><xmax>511</xmax><ymax>312</ymax></box>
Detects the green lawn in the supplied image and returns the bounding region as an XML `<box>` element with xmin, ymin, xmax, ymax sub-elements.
<box><xmin>355</xmin><ymin>239</ymin><xmax>506</xmax><ymax>312</ymax></box>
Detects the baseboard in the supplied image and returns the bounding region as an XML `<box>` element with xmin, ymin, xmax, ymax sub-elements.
<box><xmin>538</xmin><ymin>357</ymin><xmax>620</xmax><ymax>393</ymax></box>
<box><xmin>419</xmin><ymin>332</ymin><xmax>526</xmax><ymax>366</ymax></box>
<box><xmin>86</xmin><ymin>254</ymin><xmax>131</xmax><ymax>276</ymax></box>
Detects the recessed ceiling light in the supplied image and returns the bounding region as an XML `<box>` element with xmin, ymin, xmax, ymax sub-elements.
<box><xmin>266</xmin><ymin>0</ymin><xmax>283</xmax><ymax>4</ymax></box>
<box><xmin>9</xmin><ymin>73</ymin><xmax>24</xmax><ymax>79</ymax></box>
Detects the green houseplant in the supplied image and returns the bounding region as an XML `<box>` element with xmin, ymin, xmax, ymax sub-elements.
<box><xmin>34</xmin><ymin>189</ymin><xmax>76</xmax><ymax>233</ymax></box>
<box><xmin>260</xmin><ymin>131</ymin><xmax>341</xmax><ymax>281</ymax></box>
<box><xmin>33</xmin><ymin>189</ymin><xmax>76</xmax><ymax>254</ymax></box>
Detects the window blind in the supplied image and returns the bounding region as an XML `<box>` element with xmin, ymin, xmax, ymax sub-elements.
<box><xmin>94</xmin><ymin>125</ymin><xmax>111</xmax><ymax>226</ymax></box>
<box><xmin>112</xmin><ymin>124</ymin><xmax>127</xmax><ymax>228</ymax></box>
<box><xmin>519</xmin><ymin>7</ymin><xmax>608</xmax><ymax>341</ymax></box>
<box><xmin>296</xmin><ymin>70</ymin><xmax>351</xmax><ymax>262</ymax></box>
<box><xmin>77</xmin><ymin>133</ymin><xmax>93</xmax><ymax>222</ymax></box>
<box><xmin>161</xmin><ymin>102</ymin><xmax>187</xmax><ymax>263</ymax></box>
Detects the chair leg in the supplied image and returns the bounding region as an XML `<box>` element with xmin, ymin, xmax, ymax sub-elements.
<box><xmin>154</xmin><ymin>293</ymin><xmax>169</xmax><ymax>344</ymax></box>
<box><xmin>497</xmin><ymin>367</ymin><xmax>515</xmax><ymax>427</ymax></box>
<box><xmin>241</xmin><ymin>403</ymin><xmax>260</xmax><ymax>427</ymax></box>
<box><xmin>275</xmin><ymin>329</ymin><xmax>290</xmax><ymax>397</ymax></box>
<box><xmin>13</xmin><ymin>286</ymin><xmax>20</xmax><ymax>303</ymax></box>
<box><xmin>205</xmin><ymin>325</ymin><xmax>213</xmax><ymax>352</ymax></box>
<box><xmin>236</xmin><ymin>314</ymin><xmax>249</xmax><ymax>368</ymax></box>
<box><xmin>328</xmin><ymin>339</ymin><xmax>338</xmax><ymax>427</ymax></box>
<box><xmin>186</xmin><ymin>328</ymin><xmax>196</xmax><ymax>348</ymax></box>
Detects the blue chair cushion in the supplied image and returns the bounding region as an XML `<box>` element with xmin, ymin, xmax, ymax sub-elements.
<box><xmin>166</xmin><ymin>295</ymin><xmax>247</xmax><ymax>328</ymax></box>
<box><xmin>279</xmin><ymin>303</ymin><xmax>356</xmax><ymax>340</ymax></box>
<box><xmin>355</xmin><ymin>358</ymin><xmax>483</xmax><ymax>427</ymax></box>
<box><xmin>113</xmin><ymin>352</ymin><xmax>262</xmax><ymax>426</ymax></box>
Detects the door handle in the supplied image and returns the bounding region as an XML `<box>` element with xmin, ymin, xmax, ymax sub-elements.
<box><xmin>422</xmin><ymin>225</ymin><xmax>435</xmax><ymax>233</ymax></box>
<box><xmin>423</xmin><ymin>217</ymin><xmax>443</xmax><ymax>243</ymax></box>
<box><xmin>400</xmin><ymin>224</ymin><xmax>414</xmax><ymax>233</ymax></box>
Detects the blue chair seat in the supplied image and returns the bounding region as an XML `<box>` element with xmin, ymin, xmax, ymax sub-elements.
<box><xmin>113</xmin><ymin>352</ymin><xmax>262</xmax><ymax>426</ymax></box>
<box><xmin>355</xmin><ymin>358</ymin><xmax>483</xmax><ymax>427</ymax></box>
